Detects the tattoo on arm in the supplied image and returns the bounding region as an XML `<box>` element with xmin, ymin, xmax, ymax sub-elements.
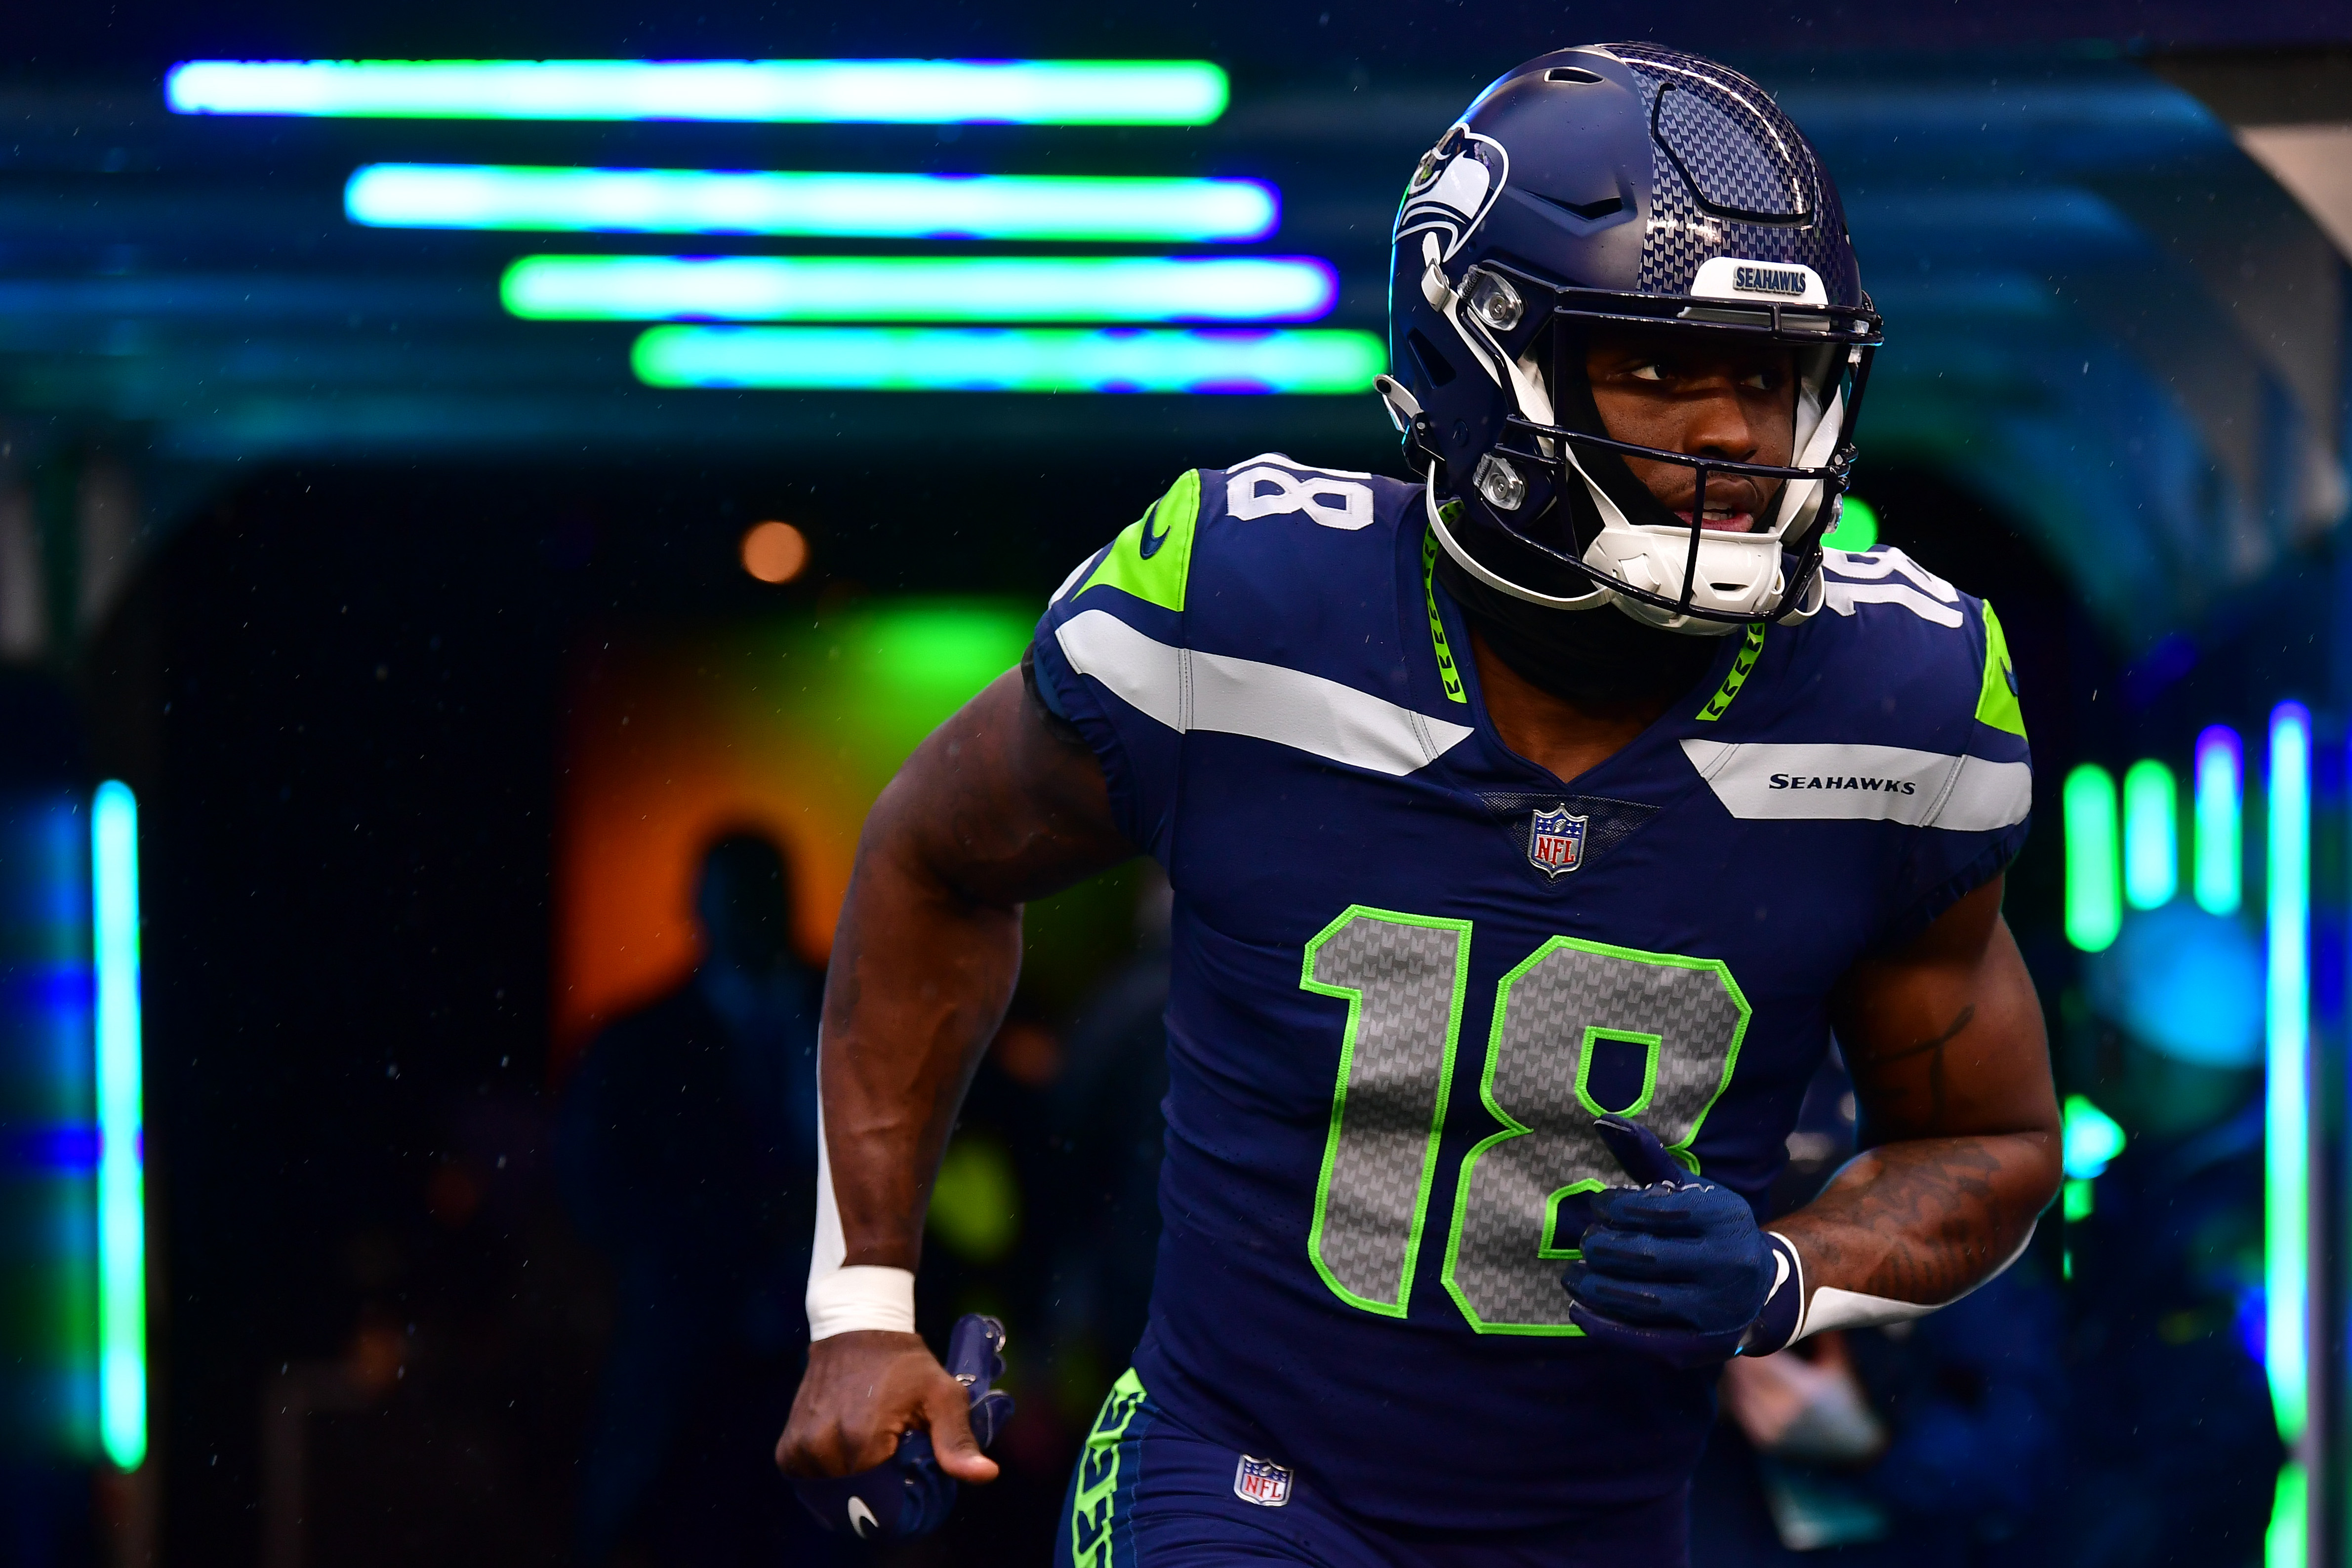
<box><xmin>1784</xmin><ymin>1135</ymin><xmax>2029</xmax><ymax>1304</ymax></box>
<box><xmin>1853</xmin><ymin>1003</ymin><xmax>1974</xmax><ymax>1126</ymax></box>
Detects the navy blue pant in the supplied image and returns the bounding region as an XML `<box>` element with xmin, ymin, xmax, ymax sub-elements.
<box><xmin>1056</xmin><ymin>1371</ymin><xmax>1689</xmax><ymax>1568</ymax></box>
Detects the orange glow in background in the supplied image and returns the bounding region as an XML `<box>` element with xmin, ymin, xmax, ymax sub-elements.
<box><xmin>551</xmin><ymin>598</ymin><xmax>1037</xmax><ymax>1075</ymax></box>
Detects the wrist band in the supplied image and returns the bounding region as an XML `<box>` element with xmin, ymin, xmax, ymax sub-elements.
<box><xmin>1739</xmin><ymin>1231</ymin><xmax>1807</xmax><ymax>1355</ymax></box>
<box><xmin>805</xmin><ymin>1062</ymin><xmax>919</xmax><ymax>1339</ymax></box>
<box><xmin>807</xmin><ymin>1264</ymin><xmax>918</xmax><ymax>1340</ymax></box>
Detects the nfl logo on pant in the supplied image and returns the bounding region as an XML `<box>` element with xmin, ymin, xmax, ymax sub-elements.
<box><xmin>1233</xmin><ymin>1454</ymin><xmax>1294</xmax><ymax>1508</ymax></box>
<box><xmin>1527</xmin><ymin>804</ymin><xmax>1588</xmax><ymax>878</ymax></box>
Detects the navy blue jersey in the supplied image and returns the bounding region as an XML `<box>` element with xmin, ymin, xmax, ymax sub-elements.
<box><xmin>1028</xmin><ymin>455</ymin><xmax>2031</xmax><ymax>1532</ymax></box>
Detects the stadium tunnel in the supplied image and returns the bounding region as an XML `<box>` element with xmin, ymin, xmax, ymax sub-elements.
<box><xmin>0</xmin><ymin>34</ymin><xmax>2348</xmax><ymax>1568</ymax></box>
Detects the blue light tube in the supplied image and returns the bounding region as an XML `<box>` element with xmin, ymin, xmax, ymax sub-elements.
<box><xmin>166</xmin><ymin>58</ymin><xmax>1230</xmax><ymax>125</ymax></box>
<box><xmin>502</xmin><ymin>255</ymin><xmax>1338</xmax><ymax>323</ymax></box>
<box><xmin>2264</xmin><ymin>702</ymin><xmax>2309</xmax><ymax>1442</ymax></box>
<box><xmin>90</xmin><ymin>781</ymin><xmax>145</xmax><ymax>1472</ymax></box>
<box><xmin>347</xmin><ymin>165</ymin><xmax>1278</xmax><ymax>242</ymax></box>
<box><xmin>2195</xmin><ymin>724</ymin><xmax>2243</xmax><ymax>915</ymax></box>
<box><xmin>631</xmin><ymin>324</ymin><xmax>1386</xmax><ymax>394</ymax></box>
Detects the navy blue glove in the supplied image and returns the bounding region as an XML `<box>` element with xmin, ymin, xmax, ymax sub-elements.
<box><xmin>1559</xmin><ymin>1115</ymin><xmax>1800</xmax><ymax>1368</ymax></box>
<box><xmin>792</xmin><ymin>1314</ymin><xmax>1017</xmax><ymax>1541</ymax></box>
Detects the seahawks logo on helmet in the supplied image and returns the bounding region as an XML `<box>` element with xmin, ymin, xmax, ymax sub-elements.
<box><xmin>1395</xmin><ymin>123</ymin><xmax>1509</xmax><ymax>265</ymax></box>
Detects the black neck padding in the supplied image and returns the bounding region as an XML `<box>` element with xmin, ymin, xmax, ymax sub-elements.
<box><xmin>1433</xmin><ymin>546</ymin><xmax>1722</xmax><ymax>711</ymax></box>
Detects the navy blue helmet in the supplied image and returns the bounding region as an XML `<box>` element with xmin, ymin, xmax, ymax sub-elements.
<box><xmin>1380</xmin><ymin>44</ymin><xmax>1881</xmax><ymax>635</ymax></box>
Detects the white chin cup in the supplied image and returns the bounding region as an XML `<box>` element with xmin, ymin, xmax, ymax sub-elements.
<box><xmin>1582</xmin><ymin>527</ymin><xmax>1784</xmax><ymax>634</ymax></box>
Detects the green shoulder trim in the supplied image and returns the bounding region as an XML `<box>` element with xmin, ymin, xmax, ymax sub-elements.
<box><xmin>1420</xmin><ymin>526</ymin><xmax>1468</xmax><ymax>704</ymax></box>
<box><xmin>1694</xmin><ymin>622</ymin><xmax>1767</xmax><ymax>722</ymax></box>
<box><xmin>1078</xmin><ymin>469</ymin><xmax>1199</xmax><ymax>613</ymax></box>
<box><xmin>1976</xmin><ymin>600</ymin><xmax>2027</xmax><ymax>737</ymax></box>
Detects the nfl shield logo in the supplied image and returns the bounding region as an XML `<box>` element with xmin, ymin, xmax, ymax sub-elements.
<box><xmin>1233</xmin><ymin>1453</ymin><xmax>1294</xmax><ymax>1508</ymax></box>
<box><xmin>1528</xmin><ymin>805</ymin><xmax>1589</xmax><ymax>879</ymax></box>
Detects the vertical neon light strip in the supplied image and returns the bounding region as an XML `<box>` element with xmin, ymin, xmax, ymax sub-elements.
<box><xmin>2064</xmin><ymin>764</ymin><xmax>2121</xmax><ymax>951</ymax></box>
<box><xmin>2264</xmin><ymin>704</ymin><xmax>2309</xmax><ymax>1444</ymax></box>
<box><xmin>2196</xmin><ymin>725</ymin><xmax>2244</xmax><ymax>916</ymax></box>
<box><xmin>91</xmin><ymin>781</ymin><xmax>145</xmax><ymax>1471</ymax></box>
<box><xmin>2123</xmin><ymin>759</ymin><xmax>2178</xmax><ymax>909</ymax></box>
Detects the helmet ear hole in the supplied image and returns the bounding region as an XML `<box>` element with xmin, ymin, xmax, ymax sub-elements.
<box><xmin>1406</xmin><ymin>329</ymin><xmax>1459</xmax><ymax>389</ymax></box>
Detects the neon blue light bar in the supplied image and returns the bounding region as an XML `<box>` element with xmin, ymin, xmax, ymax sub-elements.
<box><xmin>2062</xmin><ymin>1094</ymin><xmax>2126</xmax><ymax>1180</ymax></box>
<box><xmin>90</xmin><ymin>781</ymin><xmax>145</xmax><ymax>1472</ymax></box>
<box><xmin>503</xmin><ymin>255</ymin><xmax>1337</xmax><ymax>323</ymax></box>
<box><xmin>167</xmin><ymin>59</ymin><xmax>1230</xmax><ymax>125</ymax></box>
<box><xmin>2265</xmin><ymin>702</ymin><xmax>2309</xmax><ymax>1442</ymax></box>
<box><xmin>633</xmin><ymin>324</ymin><xmax>1386</xmax><ymax>394</ymax></box>
<box><xmin>347</xmin><ymin>165</ymin><xmax>1278</xmax><ymax>242</ymax></box>
<box><xmin>2064</xmin><ymin>764</ymin><xmax>2121</xmax><ymax>952</ymax></box>
<box><xmin>2196</xmin><ymin>725</ymin><xmax>2243</xmax><ymax>916</ymax></box>
<box><xmin>2123</xmin><ymin>759</ymin><xmax>2178</xmax><ymax>910</ymax></box>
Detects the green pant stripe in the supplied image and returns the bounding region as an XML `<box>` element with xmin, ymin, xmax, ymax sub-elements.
<box><xmin>1070</xmin><ymin>1368</ymin><xmax>1148</xmax><ymax>1568</ymax></box>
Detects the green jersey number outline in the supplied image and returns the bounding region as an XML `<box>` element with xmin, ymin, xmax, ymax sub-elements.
<box><xmin>1302</xmin><ymin>909</ymin><xmax>1750</xmax><ymax>1335</ymax></box>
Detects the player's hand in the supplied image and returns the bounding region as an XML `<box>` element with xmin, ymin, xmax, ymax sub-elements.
<box><xmin>775</xmin><ymin>1330</ymin><xmax>1000</xmax><ymax>1485</ymax></box>
<box><xmin>1559</xmin><ymin>1115</ymin><xmax>1795</xmax><ymax>1368</ymax></box>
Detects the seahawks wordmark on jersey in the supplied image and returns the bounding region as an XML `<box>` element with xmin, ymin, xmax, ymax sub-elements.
<box><xmin>1029</xmin><ymin>456</ymin><xmax>2029</xmax><ymax>1534</ymax></box>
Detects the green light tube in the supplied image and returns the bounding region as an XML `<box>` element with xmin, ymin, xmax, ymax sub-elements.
<box><xmin>2265</xmin><ymin>701</ymin><xmax>2309</xmax><ymax>1443</ymax></box>
<box><xmin>2269</xmin><ymin>1463</ymin><xmax>2307</xmax><ymax>1568</ymax></box>
<box><xmin>2064</xmin><ymin>763</ymin><xmax>2121</xmax><ymax>952</ymax></box>
<box><xmin>1820</xmin><ymin>495</ymin><xmax>1877</xmax><ymax>552</ymax></box>
<box><xmin>168</xmin><ymin>58</ymin><xmax>1230</xmax><ymax>125</ymax></box>
<box><xmin>91</xmin><ymin>781</ymin><xmax>145</xmax><ymax>1472</ymax></box>
<box><xmin>348</xmin><ymin>165</ymin><xmax>1277</xmax><ymax>242</ymax></box>
<box><xmin>632</xmin><ymin>325</ymin><xmax>1386</xmax><ymax>394</ymax></box>
<box><xmin>2196</xmin><ymin>724</ymin><xmax>2243</xmax><ymax>915</ymax></box>
<box><xmin>2122</xmin><ymin>758</ymin><xmax>2177</xmax><ymax>910</ymax></box>
<box><xmin>502</xmin><ymin>255</ymin><xmax>1338</xmax><ymax>323</ymax></box>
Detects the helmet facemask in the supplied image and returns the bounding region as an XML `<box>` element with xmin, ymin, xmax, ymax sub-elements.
<box><xmin>1426</xmin><ymin>261</ymin><xmax>1877</xmax><ymax>636</ymax></box>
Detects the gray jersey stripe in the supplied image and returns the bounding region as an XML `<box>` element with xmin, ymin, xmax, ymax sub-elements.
<box><xmin>1681</xmin><ymin>739</ymin><xmax>2029</xmax><ymax>831</ymax></box>
<box><xmin>1055</xmin><ymin>608</ymin><xmax>1474</xmax><ymax>777</ymax></box>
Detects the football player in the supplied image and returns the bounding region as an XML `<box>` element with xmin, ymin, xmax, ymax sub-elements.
<box><xmin>777</xmin><ymin>42</ymin><xmax>2061</xmax><ymax>1568</ymax></box>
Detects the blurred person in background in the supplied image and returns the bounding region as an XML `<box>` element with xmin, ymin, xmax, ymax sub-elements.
<box><xmin>2052</xmin><ymin>903</ymin><xmax>2279</xmax><ymax>1568</ymax></box>
<box><xmin>1690</xmin><ymin>1056</ymin><xmax>2064</xmax><ymax>1567</ymax></box>
<box><xmin>559</xmin><ymin>831</ymin><xmax>828</xmax><ymax>1567</ymax></box>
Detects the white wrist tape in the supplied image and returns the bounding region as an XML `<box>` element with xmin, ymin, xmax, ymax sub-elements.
<box><xmin>805</xmin><ymin>1050</ymin><xmax>918</xmax><ymax>1339</ymax></box>
<box><xmin>807</xmin><ymin>1264</ymin><xmax>917</xmax><ymax>1340</ymax></box>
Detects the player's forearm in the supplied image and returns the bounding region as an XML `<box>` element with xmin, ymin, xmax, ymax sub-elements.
<box><xmin>1773</xmin><ymin>1128</ymin><xmax>2058</xmax><ymax>1311</ymax></box>
<box><xmin>820</xmin><ymin>804</ymin><xmax>1025</xmax><ymax>1269</ymax></box>
<box><xmin>816</xmin><ymin>672</ymin><xmax>1133</xmax><ymax>1274</ymax></box>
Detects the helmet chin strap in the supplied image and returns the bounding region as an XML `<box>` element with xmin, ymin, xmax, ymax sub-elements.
<box><xmin>1425</xmin><ymin>469</ymin><xmax>1611</xmax><ymax>611</ymax></box>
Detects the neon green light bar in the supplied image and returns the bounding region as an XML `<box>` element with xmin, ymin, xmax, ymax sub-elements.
<box><xmin>2122</xmin><ymin>758</ymin><xmax>2177</xmax><ymax>910</ymax></box>
<box><xmin>2270</xmin><ymin>1464</ymin><xmax>2307</xmax><ymax>1568</ymax></box>
<box><xmin>503</xmin><ymin>255</ymin><xmax>1338</xmax><ymax>323</ymax></box>
<box><xmin>348</xmin><ymin>164</ymin><xmax>1278</xmax><ymax>242</ymax></box>
<box><xmin>168</xmin><ymin>58</ymin><xmax>1230</xmax><ymax>125</ymax></box>
<box><xmin>2064</xmin><ymin>764</ymin><xmax>2120</xmax><ymax>952</ymax></box>
<box><xmin>2265</xmin><ymin>701</ymin><xmax>2310</xmax><ymax>1443</ymax></box>
<box><xmin>632</xmin><ymin>325</ymin><xmax>1385</xmax><ymax>394</ymax></box>
<box><xmin>91</xmin><ymin>781</ymin><xmax>146</xmax><ymax>1472</ymax></box>
<box><xmin>2196</xmin><ymin>724</ymin><xmax>2243</xmax><ymax>915</ymax></box>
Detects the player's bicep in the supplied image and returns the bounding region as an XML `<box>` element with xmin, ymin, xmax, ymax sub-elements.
<box><xmin>870</xmin><ymin>667</ymin><xmax>1136</xmax><ymax>909</ymax></box>
<box><xmin>1830</xmin><ymin>877</ymin><xmax>2057</xmax><ymax>1145</ymax></box>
